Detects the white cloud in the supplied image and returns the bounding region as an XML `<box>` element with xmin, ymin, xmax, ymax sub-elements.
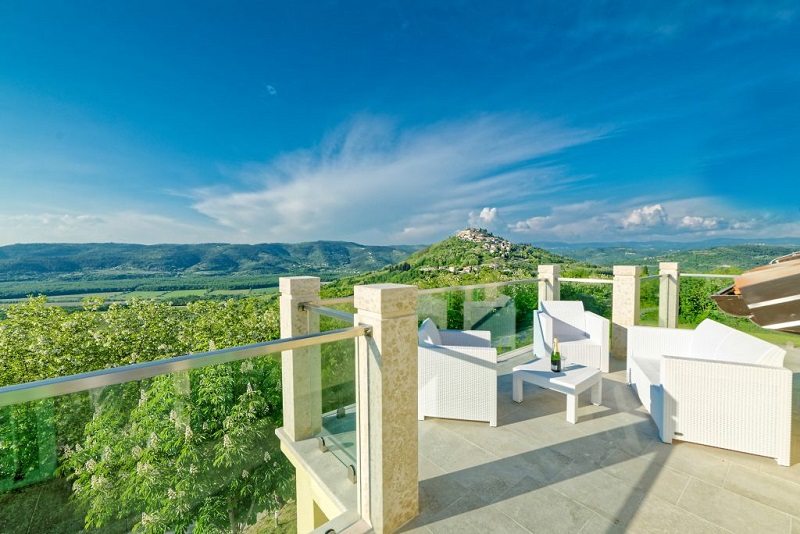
<box><xmin>191</xmin><ymin>115</ymin><xmax>606</xmax><ymax>244</ymax></box>
<box><xmin>505</xmin><ymin>196</ymin><xmax>800</xmax><ymax>243</ymax></box>
<box><xmin>468</xmin><ymin>207</ymin><xmax>499</xmax><ymax>227</ymax></box>
<box><xmin>621</xmin><ymin>204</ymin><xmax>669</xmax><ymax>229</ymax></box>
<box><xmin>678</xmin><ymin>215</ymin><xmax>720</xmax><ymax>230</ymax></box>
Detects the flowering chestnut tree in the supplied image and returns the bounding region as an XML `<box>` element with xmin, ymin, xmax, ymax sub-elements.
<box><xmin>2</xmin><ymin>296</ymin><xmax>293</xmax><ymax>533</ymax></box>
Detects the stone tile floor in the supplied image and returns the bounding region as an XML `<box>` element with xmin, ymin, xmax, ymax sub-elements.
<box><xmin>401</xmin><ymin>347</ymin><xmax>800</xmax><ymax>533</ymax></box>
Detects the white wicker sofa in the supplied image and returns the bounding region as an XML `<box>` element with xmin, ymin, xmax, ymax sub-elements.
<box><xmin>418</xmin><ymin>318</ymin><xmax>498</xmax><ymax>426</ymax></box>
<box><xmin>627</xmin><ymin>319</ymin><xmax>792</xmax><ymax>465</ymax></box>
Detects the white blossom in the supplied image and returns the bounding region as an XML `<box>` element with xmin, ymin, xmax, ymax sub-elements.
<box><xmin>189</xmin><ymin>464</ymin><xmax>198</xmax><ymax>475</ymax></box>
<box><xmin>223</xmin><ymin>434</ymin><xmax>232</xmax><ymax>449</ymax></box>
<box><xmin>167</xmin><ymin>488</ymin><xmax>178</xmax><ymax>500</ymax></box>
<box><xmin>241</xmin><ymin>469</ymin><xmax>250</xmax><ymax>479</ymax></box>
<box><xmin>184</xmin><ymin>425</ymin><xmax>193</xmax><ymax>441</ymax></box>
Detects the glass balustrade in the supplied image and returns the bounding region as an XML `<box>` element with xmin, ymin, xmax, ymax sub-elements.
<box><xmin>417</xmin><ymin>280</ymin><xmax>539</xmax><ymax>355</ymax></box>
<box><xmin>0</xmin><ymin>326</ymin><xmax>366</xmax><ymax>533</ymax></box>
<box><xmin>639</xmin><ymin>275</ymin><xmax>660</xmax><ymax>325</ymax></box>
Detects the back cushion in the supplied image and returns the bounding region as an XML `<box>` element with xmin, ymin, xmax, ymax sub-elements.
<box><xmin>688</xmin><ymin>319</ymin><xmax>786</xmax><ymax>367</ymax></box>
<box><xmin>541</xmin><ymin>301</ymin><xmax>587</xmax><ymax>340</ymax></box>
<box><xmin>418</xmin><ymin>317</ymin><xmax>442</xmax><ymax>345</ymax></box>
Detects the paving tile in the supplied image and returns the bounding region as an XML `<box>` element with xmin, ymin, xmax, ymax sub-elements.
<box><xmin>550</xmin><ymin>460</ymin><xmax>646</xmax><ymax>526</ymax></box>
<box><xmin>793</xmin><ymin>516</ymin><xmax>800</xmax><ymax>534</ymax></box>
<box><xmin>600</xmin><ymin>447</ymin><xmax>690</xmax><ymax>505</ymax></box>
<box><xmin>575</xmin><ymin>511</ymin><xmax>627</xmax><ymax>534</ymax></box>
<box><xmin>626</xmin><ymin>495</ymin><xmax>728</xmax><ymax>533</ymax></box>
<box><xmin>724</xmin><ymin>463</ymin><xmax>800</xmax><ymax>517</ymax></box>
<box><xmin>424</xmin><ymin>492</ymin><xmax>531</xmax><ymax>534</ymax></box>
<box><xmin>492</xmin><ymin>476</ymin><xmax>594</xmax><ymax>533</ymax></box>
<box><xmin>418</xmin><ymin>421</ymin><xmax>499</xmax><ymax>473</ymax></box>
<box><xmin>677</xmin><ymin>478</ymin><xmax>793</xmax><ymax>534</ymax></box>
<box><xmin>648</xmin><ymin>441</ymin><xmax>732</xmax><ymax>487</ymax></box>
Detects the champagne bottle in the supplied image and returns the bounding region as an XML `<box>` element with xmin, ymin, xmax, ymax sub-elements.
<box><xmin>551</xmin><ymin>337</ymin><xmax>561</xmax><ymax>372</ymax></box>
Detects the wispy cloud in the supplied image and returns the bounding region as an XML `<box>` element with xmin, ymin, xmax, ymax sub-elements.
<box><xmin>191</xmin><ymin>115</ymin><xmax>608</xmax><ymax>244</ymax></box>
<box><xmin>0</xmin><ymin>212</ymin><xmax>231</xmax><ymax>245</ymax></box>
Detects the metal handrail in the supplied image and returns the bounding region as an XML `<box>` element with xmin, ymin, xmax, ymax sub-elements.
<box><xmin>640</xmin><ymin>274</ymin><xmax>661</xmax><ymax>281</ymax></box>
<box><xmin>0</xmin><ymin>326</ymin><xmax>370</xmax><ymax>407</ymax></box>
<box><xmin>560</xmin><ymin>277</ymin><xmax>612</xmax><ymax>285</ymax></box>
<box><xmin>301</xmin><ymin>303</ymin><xmax>356</xmax><ymax>324</ymax></box>
<box><xmin>680</xmin><ymin>273</ymin><xmax>736</xmax><ymax>279</ymax></box>
<box><xmin>418</xmin><ymin>278</ymin><xmax>539</xmax><ymax>295</ymax></box>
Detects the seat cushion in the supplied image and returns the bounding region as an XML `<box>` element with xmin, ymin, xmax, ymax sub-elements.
<box><xmin>418</xmin><ymin>317</ymin><xmax>442</xmax><ymax>345</ymax></box>
<box><xmin>688</xmin><ymin>319</ymin><xmax>786</xmax><ymax>367</ymax></box>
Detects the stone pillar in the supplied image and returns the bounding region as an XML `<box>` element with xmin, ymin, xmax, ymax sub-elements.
<box><xmin>354</xmin><ymin>284</ymin><xmax>419</xmax><ymax>533</ymax></box>
<box><xmin>659</xmin><ymin>262</ymin><xmax>680</xmax><ymax>329</ymax></box>
<box><xmin>538</xmin><ymin>264</ymin><xmax>560</xmax><ymax>304</ymax></box>
<box><xmin>612</xmin><ymin>266</ymin><xmax>642</xmax><ymax>360</ymax></box>
<box><xmin>279</xmin><ymin>276</ymin><xmax>321</xmax><ymax>441</ymax></box>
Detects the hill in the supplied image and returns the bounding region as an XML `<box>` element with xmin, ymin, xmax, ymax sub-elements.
<box><xmin>321</xmin><ymin>228</ymin><xmax>607</xmax><ymax>297</ymax></box>
<box><xmin>546</xmin><ymin>243</ymin><xmax>799</xmax><ymax>273</ymax></box>
<box><xmin>0</xmin><ymin>241</ymin><xmax>422</xmax><ymax>299</ymax></box>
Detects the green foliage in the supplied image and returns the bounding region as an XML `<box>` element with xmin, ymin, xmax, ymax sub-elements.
<box><xmin>0</xmin><ymin>296</ymin><xmax>293</xmax><ymax>534</ymax></box>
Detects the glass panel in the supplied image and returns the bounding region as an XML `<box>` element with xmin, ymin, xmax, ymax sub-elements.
<box><xmin>561</xmin><ymin>281</ymin><xmax>613</xmax><ymax>319</ymax></box>
<box><xmin>319</xmin><ymin>337</ymin><xmax>357</xmax><ymax>472</ymax></box>
<box><xmin>309</xmin><ymin>308</ymin><xmax>358</xmax><ymax>473</ymax></box>
<box><xmin>418</xmin><ymin>282</ymin><xmax>539</xmax><ymax>354</ymax></box>
<box><xmin>0</xmin><ymin>354</ymin><xmax>294</xmax><ymax>533</ymax></box>
<box><xmin>639</xmin><ymin>277</ymin><xmax>660</xmax><ymax>325</ymax></box>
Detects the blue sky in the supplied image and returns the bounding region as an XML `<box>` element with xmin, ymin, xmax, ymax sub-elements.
<box><xmin>1</xmin><ymin>1</ymin><xmax>798</xmax><ymax>246</ymax></box>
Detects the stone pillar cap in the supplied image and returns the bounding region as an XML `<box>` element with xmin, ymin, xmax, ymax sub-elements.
<box><xmin>354</xmin><ymin>284</ymin><xmax>417</xmax><ymax>316</ymax></box>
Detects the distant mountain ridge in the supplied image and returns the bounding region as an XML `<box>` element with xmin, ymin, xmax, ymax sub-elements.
<box><xmin>0</xmin><ymin>241</ymin><xmax>423</xmax><ymax>281</ymax></box>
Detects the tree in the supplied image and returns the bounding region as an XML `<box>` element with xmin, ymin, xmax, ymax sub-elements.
<box><xmin>1</xmin><ymin>296</ymin><xmax>293</xmax><ymax>533</ymax></box>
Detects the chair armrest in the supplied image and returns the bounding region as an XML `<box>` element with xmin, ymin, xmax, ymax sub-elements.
<box><xmin>584</xmin><ymin>311</ymin><xmax>610</xmax><ymax>372</ymax></box>
<box><xmin>660</xmin><ymin>355</ymin><xmax>792</xmax><ymax>465</ymax></box>
<box><xmin>626</xmin><ymin>326</ymin><xmax>693</xmax><ymax>376</ymax></box>
<box><xmin>439</xmin><ymin>329</ymin><xmax>491</xmax><ymax>347</ymax></box>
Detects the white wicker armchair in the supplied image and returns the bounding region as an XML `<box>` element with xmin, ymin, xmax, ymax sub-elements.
<box><xmin>533</xmin><ymin>300</ymin><xmax>610</xmax><ymax>372</ymax></box>
<box><xmin>627</xmin><ymin>319</ymin><xmax>792</xmax><ymax>466</ymax></box>
<box><xmin>418</xmin><ymin>318</ymin><xmax>498</xmax><ymax>426</ymax></box>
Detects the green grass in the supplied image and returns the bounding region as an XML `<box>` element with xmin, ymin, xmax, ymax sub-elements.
<box><xmin>121</xmin><ymin>290</ymin><xmax>167</xmax><ymax>299</ymax></box>
<box><xmin>209</xmin><ymin>288</ymin><xmax>252</xmax><ymax>295</ymax></box>
<box><xmin>245</xmin><ymin>501</ymin><xmax>297</xmax><ymax>533</ymax></box>
<box><xmin>154</xmin><ymin>289</ymin><xmax>209</xmax><ymax>298</ymax></box>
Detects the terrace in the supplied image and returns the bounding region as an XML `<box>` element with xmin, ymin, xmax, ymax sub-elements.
<box><xmin>1</xmin><ymin>263</ymin><xmax>798</xmax><ymax>533</ymax></box>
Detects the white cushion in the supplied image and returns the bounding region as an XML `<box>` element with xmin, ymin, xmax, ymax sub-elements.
<box><xmin>688</xmin><ymin>319</ymin><xmax>786</xmax><ymax>367</ymax></box>
<box><xmin>418</xmin><ymin>318</ymin><xmax>442</xmax><ymax>345</ymax></box>
<box><xmin>540</xmin><ymin>301</ymin><xmax>587</xmax><ymax>341</ymax></box>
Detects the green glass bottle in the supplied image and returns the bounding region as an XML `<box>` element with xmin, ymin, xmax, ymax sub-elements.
<box><xmin>551</xmin><ymin>337</ymin><xmax>561</xmax><ymax>372</ymax></box>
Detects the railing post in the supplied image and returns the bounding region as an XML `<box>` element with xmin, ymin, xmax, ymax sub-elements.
<box><xmin>659</xmin><ymin>262</ymin><xmax>680</xmax><ymax>328</ymax></box>
<box><xmin>612</xmin><ymin>266</ymin><xmax>642</xmax><ymax>360</ymax></box>
<box><xmin>538</xmin><ymin>264</ymin><xmax>560</xmax><ymax>304</ymax></box>
<box><xmin>279</xmin><ymin>276</ymin><xmax>322</xmax><ymax>442</ymax></box>
<box><xmin>354</xmin><ymin>283</ymin><xmax>419</xmax><ymax>533</ymax></box>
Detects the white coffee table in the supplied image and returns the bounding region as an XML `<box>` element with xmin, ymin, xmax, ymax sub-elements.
<box><xmin>512</xmin><ymin>358</ymin><xmax>602</xmax><ymax>424</ymax></box>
